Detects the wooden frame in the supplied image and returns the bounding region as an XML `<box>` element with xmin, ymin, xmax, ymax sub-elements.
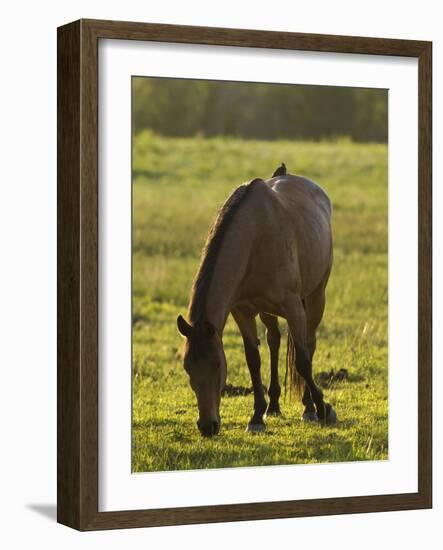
<box><xmin>57</xmin><ymin>18</ymin><xmax>432</xmax><ymax>530</ymax></box>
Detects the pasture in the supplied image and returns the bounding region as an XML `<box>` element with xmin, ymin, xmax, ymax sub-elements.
<box><xmin>132</xmin><ymin>132</ymin><xmax>388</xmax><ymax>472</ymax></box>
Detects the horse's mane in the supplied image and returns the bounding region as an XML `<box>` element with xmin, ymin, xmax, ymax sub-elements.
<box><xmin>188</xmin><ymin>178</ymin><xmax>263</xmax><ymax>324</ymax></box>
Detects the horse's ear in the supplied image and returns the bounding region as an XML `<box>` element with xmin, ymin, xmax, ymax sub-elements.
<box><xmin>177</xmin><ymin>315</ymin><xmax>193</xmax><ymax>339</ymax></box>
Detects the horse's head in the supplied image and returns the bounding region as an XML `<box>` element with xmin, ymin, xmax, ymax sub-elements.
<box><xmin>177</xmin><ymin>315</ymin><xmax>227</xmax><ymax>437</ymax></box>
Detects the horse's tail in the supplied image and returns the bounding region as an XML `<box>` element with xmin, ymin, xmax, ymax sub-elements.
<box><xmin>284</xmin><ymin>327</ymin><xmax>305</xmax><ymax>398</ymax></box>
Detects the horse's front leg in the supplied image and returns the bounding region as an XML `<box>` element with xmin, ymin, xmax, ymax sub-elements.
<box><xmin>232</xmin><ymin>309</ymin><xmax>267</xmax><ymax>432</ymax></box>
<box><xmin>259</xmin><ymin>312</ymin><xmax>281</xmax><ymax>416</ymax></box>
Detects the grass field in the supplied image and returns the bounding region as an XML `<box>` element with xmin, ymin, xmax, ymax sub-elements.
<box><xmin>132</xmin><ymin>131</ymin><xmax>388</xmax><ymax>472</ymax></box>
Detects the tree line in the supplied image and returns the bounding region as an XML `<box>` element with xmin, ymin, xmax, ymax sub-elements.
<box><xmin>133</xmin><ymin>77</ymin><xmax>387</xmax><ymax>143</ymax></box>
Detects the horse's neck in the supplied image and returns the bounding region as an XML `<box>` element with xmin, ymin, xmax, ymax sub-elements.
<box><xmin>205</xmin><ymin>210</ymin><xmax>254</xmax><ymax>333</ymax></box>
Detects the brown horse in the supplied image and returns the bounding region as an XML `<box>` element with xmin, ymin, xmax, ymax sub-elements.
<box><xmin>177</xmin><ymin>163</ymin><xmax>336</xmax><ymax>437</ymax></box>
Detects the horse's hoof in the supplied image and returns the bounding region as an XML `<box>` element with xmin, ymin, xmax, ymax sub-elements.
<box><xmin>246</xmin><ymin>422</ymin><xmax>266</xmax><ymax>433</ymax></box>
<box><xmin>325</xmin><ymin>406</ymin><xmax>337</xmax><ymax>424</ymax></box>
<box><xmin>302</xmin><ymin>411</ymin><xmax>319</xmax><ymax>422</ymax></box>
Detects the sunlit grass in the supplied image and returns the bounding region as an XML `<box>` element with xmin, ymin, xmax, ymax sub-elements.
<box><xmin>132</xmin><ymin>133</ymin><xmax>388</xmax><ymax>472</ymax></box>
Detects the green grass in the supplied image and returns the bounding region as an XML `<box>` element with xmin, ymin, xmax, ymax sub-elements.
<box><xmin>132</xmin><ymin>132</ymin><xmax>388</xmax><ymax>472</ymax></box>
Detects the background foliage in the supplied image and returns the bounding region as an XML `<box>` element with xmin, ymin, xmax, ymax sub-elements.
<box><xmin>133</xmin><ymin>78</ymin><xmax>388</xmax><ymax>142</ymax></box>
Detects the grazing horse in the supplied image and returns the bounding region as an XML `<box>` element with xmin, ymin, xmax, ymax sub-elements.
<box><xmin>177</xmin><ymin>163</ymin><xmax>336</xmax><ymax>437</ymax></box>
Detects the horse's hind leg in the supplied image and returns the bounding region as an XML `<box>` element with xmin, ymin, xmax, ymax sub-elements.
<box><xmin>301</xmin><ymin>386</ymin><xmax>317</xmax><ymax>422</ymax></box>
<box><xmin>232</xmin><ymin>308</ymin><xmax>267</xmax><ymax>433</ymax></box>
<box><xmin>283</xmin><ymin>294</ymin><xmax>336</xmax><ymax>424</ymax></box>
<box><xmin>301</xmin><ymin>287</ymin><xmax>324</xmax><ymax>421</ymax></box>
<box><xmin>259</xmin><ymin>312</ymin><xmax>281</xmax><ymax>416</ymax></box>
<box><xmin>302</xmin><ymin>278</ymin><xmax>337</xmax><ymax>423</ymax></box>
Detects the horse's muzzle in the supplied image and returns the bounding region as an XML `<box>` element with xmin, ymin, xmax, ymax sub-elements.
<box><xmin>197</xmin><ymin>419</ymin><xmax>220</xmax><ymax>437</ymax></box>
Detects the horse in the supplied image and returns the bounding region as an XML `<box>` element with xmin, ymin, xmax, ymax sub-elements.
<box><xmin>177</xmin><ymin>163</ymin><xmax>336</xmax><ymax>437</ymax></box>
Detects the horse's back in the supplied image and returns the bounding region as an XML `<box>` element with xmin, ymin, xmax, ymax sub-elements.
<box><xmin>263</xmin><ymin>174</ymin><xmax>333</xmax><ymax>295</ymax></box>
<box><xmin>265</xmin><ymin>174</ymin><xmax>332</xmax><ymax>220</ymax></box>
